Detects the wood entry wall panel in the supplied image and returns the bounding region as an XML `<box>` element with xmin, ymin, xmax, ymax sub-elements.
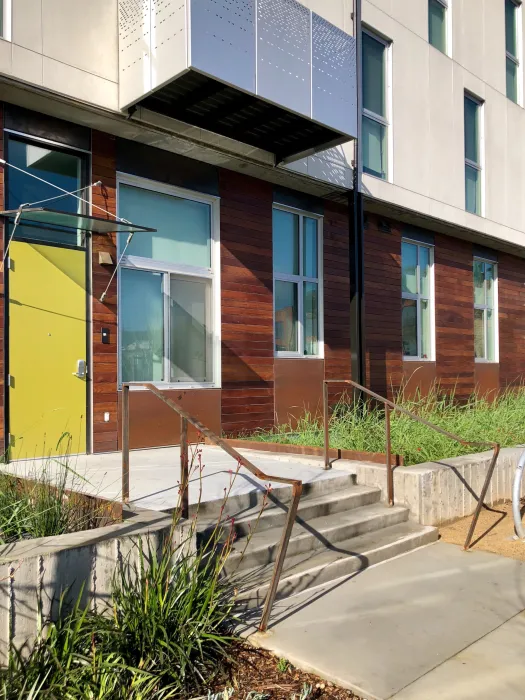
<box><xmin>119</xmin><ymin>389</ymin><xmax>221</xmax><ymax>449</ymax></box>
<box><xmin>274</xmin><ymin>358</ymin><xmax>324</xmax><ymax>426</ymax></box>
<box><xmin>91</xmin><ymin>131</ymin><xmax>119</xmax><ymax>453</ymax></box>
<box><xmin>220</xmin><ymin>170</ymin><xmax>275</xmax><ymax>435</ymax></box>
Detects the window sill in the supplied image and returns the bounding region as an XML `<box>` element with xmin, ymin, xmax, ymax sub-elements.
<box><xmin>275</xmin><ymin>354</ymin><xmax>324</xmax><ymax>360</ymax></box>
<box><xmin>474</xmin><ymin>359</ymin><xmax>499</xmax><ymax>364</ymax></box>
<box><xmin>121</xmin><ymin>382</ymin><xmax>220</xmax><ymax>391</ymax></box>
<box><xmin>402</xmin><ymin>357</ymin><xmax>435</xmax><ymax>362</ymax></box>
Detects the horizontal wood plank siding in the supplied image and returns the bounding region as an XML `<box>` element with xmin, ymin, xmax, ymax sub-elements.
<box><xmin>323</xmin><ymin>202</ymin><xmax>351</xmax><ymax>403</ymax></box>
<box><xmin>91</xmin><ymin>131</ymin><xmax>119</xmax><ymax>453</ymax></box>
<box><xmin>499</xmin><ymin>252</ymin><xmax>525</xmax><ymax>386</ymax></box>
<box><xmin>363</xmin><ymin>214</ymin><xmax>402</xmax><ymax>399</ymax></box>
<box><xmin>220</xmin><ymin>170</ymin><xmax>274</xmax><ymax>434</ymax></box>
<box><xmin>434</xmin><ymin>234</ymin><xmax>475</xmax><ymax>399</ymax></box>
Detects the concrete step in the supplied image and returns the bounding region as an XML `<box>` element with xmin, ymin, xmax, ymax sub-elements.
<box><xmin>234</xmin><ymin>521</ymin><xmax>439</xmax><ymax>608</ymax></box>
<box><xmin>198</xmin><ymin>483</ymin><xmax>381</xmax><ymax>542</ymax></box>
<box><xmin>225</xmin><ymin>502</ymin><xmax>410</xmax><ymax>572</ymax></box>
<box><xmin>194</xmin><ymin>472</ymin><xmax>359</xmax><ymax>526</ymax></box>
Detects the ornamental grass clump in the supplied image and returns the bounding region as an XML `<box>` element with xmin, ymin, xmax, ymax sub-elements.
<box><xmin>0</xmin><ymin>434</ymin><xmax>116</xmax><ymax>544</ymax></box>
<box><xmin>0</xmin><ymin>445</ymin><xmax>240</xmax><ymax>699</ymax></box>
<box><xmin>247</xmin><ymin>384</ymin><xmax>525</xmax><ymax>465</ymax></box>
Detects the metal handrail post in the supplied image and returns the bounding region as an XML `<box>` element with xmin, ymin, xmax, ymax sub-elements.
<box><xmin>134</xmin><ymin>382</ymin><xmax>303</xmax><ymax>631</ymax></box>
<box><xmin>463</xmin><ymin>443</ymin><xmax>501</xmax><ymax>550</ymax></box>
<box><xmin>323</xmin><ymin>380</ymin><xmax>331</xmax><ymax>470</ymax></box>
<box><xmin>122</xmin><ymin>384</ymin><xmax>130</xmax><ymax>503</ymax></box>
<box><xmin>385</xmin><ymin>404</ymin><xmax>393</xmax><ymax>506</ymax></box>
<box><xmin>259</xmin><ymin>481</ymin><xmax>303</xmax><ymax>632</ymax></box>
<box><xmin>323</xmin><ymin>379</ymin><xmax>500</xmax><ymax>549</ymax></box>
<box><xmin>180</xmin><ymin>416</ymin><xmax>189</xmax><ymax>519</ymax></box>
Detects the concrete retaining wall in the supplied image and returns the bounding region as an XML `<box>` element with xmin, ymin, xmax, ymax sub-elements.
<box><xmin>344</xmin><ymin>446</ymin><xmax>525</xmax><ymax>526</ymax></box>
<box><xmin>0</xmin><ymin>508</ymin><xmax>194</xmax><ymax>664</ymax></box>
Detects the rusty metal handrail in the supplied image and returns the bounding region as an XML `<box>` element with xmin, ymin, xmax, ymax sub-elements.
<box><xmin>323</xmin><ymin>379</ymin><xmax>500</xmax><ymax>551</ymax></box>
<box><xmin>121</xmin><ymin>383</ymin><xmax>302</xmax><ymax>632</ymax></box>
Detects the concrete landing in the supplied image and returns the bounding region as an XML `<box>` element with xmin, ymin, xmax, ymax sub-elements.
<box><xmin>247</xmin><ymin>542</ymin><xmax>525</xmax><ymax>700</ymax></box>
<box><xmin>2</xmin><ymin>445</ymin><xmax>348</xmax><ymax>511</ymax></box>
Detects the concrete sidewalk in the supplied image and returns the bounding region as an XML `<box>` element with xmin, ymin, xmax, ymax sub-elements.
<box><xmin>248</xmin><ymin>542</ymin><xmax>525</xmax><ymax>700</ymax></box>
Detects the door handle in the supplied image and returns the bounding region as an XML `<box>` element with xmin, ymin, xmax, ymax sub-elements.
<box><xmin>73</xmin><ymin>359</ymin><xmax>87</xmax><ymax>379</ymax></box>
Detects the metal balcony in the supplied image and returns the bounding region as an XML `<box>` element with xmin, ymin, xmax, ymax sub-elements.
<box><xmin>119</xmin><ymin>0</ymin><xmax>357</xmax><ymax>163</ymax></box>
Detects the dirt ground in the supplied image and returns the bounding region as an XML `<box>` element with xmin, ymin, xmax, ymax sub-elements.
<box><xmin>212</xmin><ymin>643</ymin><xmax>358</xmax><ymax>699</ymax></box>
<box><xmin>440</xmin><ymin>499</ymin><xmax>525</xmax><ymax>560</ymax></box>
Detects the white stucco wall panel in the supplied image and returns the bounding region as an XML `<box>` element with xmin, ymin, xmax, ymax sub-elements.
<box><xmin>428</xmin><ymin>49</ymin><xmax>461</xmax><ymax>208</ymax></box>
<box><xmin>43</xmin><ymin>58</ymin><xmax>119</xmax><ymax>111</ymax></box>
<box><xmin>42</xmin><ymin>0</ymin><xmax>118</xmax><ymax>83</ymax></box>
<box><xmin>12</xmin><ymin>0</ymin><xmax>43</xmax><ymax>53</ymax></box>
<box><xmin>363</xmin><ymin>0</ymin><xmax>525</xmax><ymax>251</ymax></box>
<box><xmin>391</xmin><ymin>23</ymin><xmax>430</xmax><ymax>197</ymax></box>
<box><xmin>484</xmin><ymin>87</ymin><xmax>508</xmax><ymax>228</ymax></box>
<box><xmin>11</xmin><ymin>45</ymin><xmax>43</xmax><ymax>86</ymax></box>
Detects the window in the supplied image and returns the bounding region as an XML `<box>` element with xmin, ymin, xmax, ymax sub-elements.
<box><xmin>428</xmin><ymin>0</ymin><xmax>448</xmax><ymax>54</ymax></box>
<box><xmin>273</xmin><ymin>207</ymin><xmax>322</xmax><ymax>357</ymax></box>
<box><xmin>464</xmin><ymin>94</ymin><xmax>483</xmax><ymax>215</ymax></box>
<box><xmin>118</xmin><ymin>177</ymin><xmax>219</xmax><ymax>386</ymax></box>
<box><xmin>0</xmin><ymin>1</ymin><xmax>11</xmax><ymax>41</ymax></box>
<box><xmin>6</xmin><ymin>136</ymin><xmax>86</xmax><ymax>247</ymax></box>
<box><xmin>401</xmin><ymin>240</ymin><xmax>434</xmax><ymax>360</ymax></box>
<box><xmin>474</xmin><ymin>259</ymin><xmax>498</xmax><ymax>362</ymax></box>
<box><xmin>362</xmin><ymin>30</ymin><xmax>389</xmax><ymax>180</ymax></box>
<box><xmin>506</xmin><ymin>0</ymin><xmax>521</xmax><ymax>103</ymax></box>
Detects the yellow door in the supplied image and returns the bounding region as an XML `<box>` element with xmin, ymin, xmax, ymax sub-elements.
<box><xmin>8</xmin><ymin>241</ymin><xmax>87</xmax><ymax>460</ymax></box>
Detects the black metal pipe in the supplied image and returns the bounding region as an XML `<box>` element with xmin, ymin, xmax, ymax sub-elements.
<box><xmin>349</xmin><ymin>0</ymin><xmax>365</xmax><ymax>388</ymax></box>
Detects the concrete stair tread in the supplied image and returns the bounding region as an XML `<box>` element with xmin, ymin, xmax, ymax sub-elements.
<box><xmin>233</xmin><ymin>521</ymin><xmax>439</xmax><ymax>602</ymax></box>
<box><xmin>229</xmin><ymin>483</ymin><xmax>380</xmax><ymax>526</ymax></box>
<box><xmin>228</xmin><ymin>502</ymin><xmax>410</xmax><ymax>561</ymax></box>
<box><xmin>193</xmin><ymin>473</ymin><xmax>357</xmax><ymax>523</ymax></box>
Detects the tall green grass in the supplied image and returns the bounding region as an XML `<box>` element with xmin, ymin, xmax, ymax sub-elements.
<box><xmin>0</xmin><ymin>457</ymin><xmax>114</xmax><ymax>544</ymax></box>
<box><xmin>248</xmin><ymin>386</ymin><xmax>525</xmax><ymax>465</ymax></box>
<box><xmin>0</xmin><ymin>447</ymin><xmax>238</xmax><ymax>699</ymax></box>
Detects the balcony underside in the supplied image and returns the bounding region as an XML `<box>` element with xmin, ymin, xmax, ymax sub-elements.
<box><xmin>138</xmin><ymin>71</ymin><xmax>349</xmax><ymax>164</ymax></box>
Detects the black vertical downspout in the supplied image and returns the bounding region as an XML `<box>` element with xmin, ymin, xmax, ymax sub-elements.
<box><xmin>349</xmin><ymin>0</ymin><xmax>365</xmax><ymax>387</ymax></box>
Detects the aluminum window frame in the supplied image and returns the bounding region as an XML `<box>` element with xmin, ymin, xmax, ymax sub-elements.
<box><xmin>428</xmin><ymin>0</ymin><xmax>451</xmax><ymax>56</ymax></box>
<box><xmin>362</xmin><ymin>28</ymin><xmax>392</xmax><ymax>182</ymax></box>
<box><xmin>116</xmin><ymin>172</ymin><xmax>221</xmax><ymax>391</ymax></box>
<box><xmin>473</xmin><ymin>257</ymin><xmax>499</xmax><ymax>363</ymax></box>
<box><xmin>505</xmin><ymin>0</ymin><xmax>522</xmax><ymax>104</ymax></box>
<box><xmin>401</xmin><ymin>239</ymin><xmax>436</xmax><ymax>362</ymax></box>
<box><xmin>0</xmin><ymin>0</ymin><xmax>11</xmax><ymax>41</ymax></box>
<box><xmin>273</xmin><ymin>203</ymin><xmax>324</xmax><ymax>359</ymax></box>
<box><xmin>464</xmin><ymin>92</ymin><xmax>485</xmax><ymax>217</ymax></box>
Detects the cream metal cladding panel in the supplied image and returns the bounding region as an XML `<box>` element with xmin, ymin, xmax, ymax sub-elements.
<box><xmin>256</xmin><ymin>0</ymin><xmax>311</xmax><ymax>118</ymax></box>
<box><xmin>119</xmin><ymin>0</ymin><xmax>153</xmax><ymax>108</ymax></box>
<box><xmin>312</xmin><ymin>13</ymin><xmax>357</xmax><ymax>137</ymax></box>
<box><xmin>190</xmin><ymin>0</ymin><xmax>255</xmax><ymax>93</ymax></box>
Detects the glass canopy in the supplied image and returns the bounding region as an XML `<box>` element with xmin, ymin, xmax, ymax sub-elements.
<box><xmin>0</xmin><ymin>207</ymin><xmax>156</xmax><ymax>234</ymax></box>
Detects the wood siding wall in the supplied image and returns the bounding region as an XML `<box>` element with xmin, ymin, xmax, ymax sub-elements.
<box><xmin>323</xmin><ymin>202</ymin><xmax>352</xmax><ymax>402</ymax></box>
<box><xmin>499</xmin><ymin>252</ymin><xmax>525</xmax><ymax>386</ymax></box>
<box><xmin>434</xmin><ymin>233</ymin><xmax>475</xmax><ymax>399</ymax></box>
<box><xmin>91</xmin><ymin>131</ymin><xmax>119</xmax><ymax>452</ymax></box>
<box><xmin>363</xmin><ymin>214</ymin><xmax>403</xmax><ymax>399</ymax></box>
<box><xmin>219</xmin><ymin>170</ymin><xmax>275</xmax><ymax>435</ymax></box>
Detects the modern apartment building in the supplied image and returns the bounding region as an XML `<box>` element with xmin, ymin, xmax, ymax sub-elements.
<box><xmin>0</xmin><ymin>0</ymin><xmax>524</xmax><ymax>459</ymax></box>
